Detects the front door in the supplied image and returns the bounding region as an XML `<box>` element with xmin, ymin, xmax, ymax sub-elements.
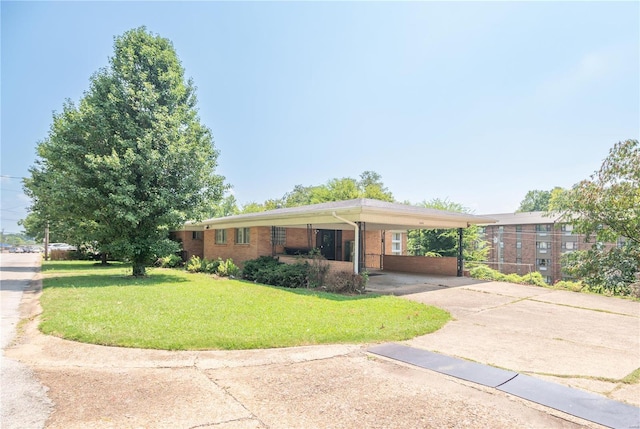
<box><xmin>317</xmin><ymin>229</ymin><xmax>336</xmax><ymax>260</ymax></box>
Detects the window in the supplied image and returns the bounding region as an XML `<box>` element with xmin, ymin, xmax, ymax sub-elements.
<box><xmin>516</xmin><ymin>241</ymin><xmax>522</xmax><ymax>249</ymax></box>
<box><xmin>515</xmin><ymin>225</ymin><xmax>522</xmax><ymax>232</ymax></box>
<box><xmin>536</xmin><ymin>224</ymin><xmax>551</xmax><ymax>233</ymax></box>
<box><xmin>192</xmin><ymin>231</ymin><xmax>204</xmax><ymax>240</ymax></box>
<box><xmin>562</xmin><ymin>241</ymin><xmax>574</xmax><ymax>251</ymax></box>
<box><xmin>215</xmin><ymin>229</ymin><xmax>227</xmax><ymax>244</ymax></box>
<box><xmin>236</xmin><ymin>228</ymin><xmax>250</xmax><ymax>244</ymax></box>
<box><xmin>536</xmin><ymin>241</ymin><xmax>548</xmax><ymax>249</ymax></box>
<box><xmin>271</xmin><ymin>227</ymin><xmax>286</xmax><ymax>245</ymax></box>
<box><xmin>391</xmin><ymin>232</ymin><xmax>402</xmax><ymax>255</ymax></box>
<box><xmin>561</xmin><ymin>224</ymin><xmax>573</xmax><ymax>234</ymax></box>
<box><xmin>537</xmin><ymin>259</ymin><xmax>549</xmax><ymax>270</ymax></box>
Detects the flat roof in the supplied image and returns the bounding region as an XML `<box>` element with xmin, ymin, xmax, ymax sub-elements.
<box><xmin>479</xmin><ymin>211</ymin><xmax>561</xmax><ymax>226</ymax></box>
<box><xmin>182</xmin><ymin>198</ymin><xmax>497</xmax><ymax>231</ymax></box>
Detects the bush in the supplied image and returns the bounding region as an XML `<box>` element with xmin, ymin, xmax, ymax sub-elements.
<box><xmin>324</xmin><ymin>270</ymin><xmax>367</xmax><ymax>294</ymax></box>
<box><xmin>217</xmin><ymin>258</ymin><xmax>240</xmax><ymax>277</ymax></box>
<box><xmin>469</xmin><ymin>265</ymin><xmax>548</xmax><ymax>287</ymax></box>
<box><xmin>186</xmin><ymin>255</ymin><xmax>203</xmax><ymax>273</ymax></box>
<box><xmin>554</xmin><ymin>280</ymin><xmax>585</xmax><ymax>292</ymax></box>
<box><xmin>157</xmin><ymin>254</ymin><xmax>184</xmax><ymax>268</ymax></box>
<box><xmin>243</xmin><ymin>256</ymin><xmax>281</xmax><ymax>281</ymax></box>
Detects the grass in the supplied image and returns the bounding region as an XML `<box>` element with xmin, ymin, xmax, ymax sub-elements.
<box><xmin>39</xmin><ymin>261</ymin><xmax>451</xmax><ymax>350</ymax></box>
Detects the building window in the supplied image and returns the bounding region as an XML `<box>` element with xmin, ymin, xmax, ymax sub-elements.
<box><xmin>515</xmin><ymin>225</ymin><xmax>522</xmax><ymax>232</ymax></box>
<box><xmin>537</xmin><ymin>259</ymin><xmax>549</xmax><ymax>270</ymax></box>
<box><xmin>562</xmin><ymin>241</ymin><xmax>574</xmax><ymax>251</ymax></box>
<box><xmin>215</xmin><ymin>229</ymin><xmax>227</xmax><ymax>244</ymax></box>
<box><xmin>516</xmin><ymin>241</ymin><xmax>522</xmax><ymax>249</ymax></box>
<box><xmin>391</xmin><ymin>232</ymin><xmax>402</xmax><ymax>255</ymax></box>
<box><xmin>536</xmin><ymin>224</ymin><xmax>551</xmax><ymax>233</ymax></box>
<box><xmin>236</xmin><ymin>228</ymin><xmax>250</xmax><ymax>244</ymax></box>
<box><xmin>271</xmin><ymin>227</ymin><xmax>286</xmax><ymax>245</ymax></box>
<box><xmin>536</xmin><ymin>241</ymin><xmax>549</xmax><ymax>249</ymax></box>
<box><xmin>561</xmin><ymin>224</ymin><xmax>573</xmax><ymax>234</ymax></box>
<box><xmin>192</xmin><ymin>231</ymin><xmax>204</xmax><ymax>240</ymax></box>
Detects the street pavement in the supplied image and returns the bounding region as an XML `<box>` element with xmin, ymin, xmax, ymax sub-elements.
<box><xmin>1</xmin><ymin>252</ymin><xmax>52</xmax><ymax>429</ymax></box>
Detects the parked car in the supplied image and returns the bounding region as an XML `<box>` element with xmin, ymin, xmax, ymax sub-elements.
<box><xmin>49</xmin><ymin>243</ymin><xmax>77</xmax><ymax>251</ymax></box>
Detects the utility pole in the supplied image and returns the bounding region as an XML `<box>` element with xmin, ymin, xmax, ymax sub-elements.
<box><xmin>44</xmin><ymin>222</ymin><xmax>50</xmax><ymax>261</ymax></box>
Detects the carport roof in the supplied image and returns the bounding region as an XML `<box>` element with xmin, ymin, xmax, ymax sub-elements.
<box><xmin>184</xmin><ymin>198</ymin><xmax>496</xmax><ymax>231</ymax></box>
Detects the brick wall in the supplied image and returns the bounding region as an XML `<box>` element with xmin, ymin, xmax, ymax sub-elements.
<box><xmin>382</xmin><ymin>255</ymin><xmax>458</xmax><ymax>276</ymax></box>
<box><xmin>173</xmin><ymin>230</ymin><xmax>204</xmax><ymax>260</ymax></box>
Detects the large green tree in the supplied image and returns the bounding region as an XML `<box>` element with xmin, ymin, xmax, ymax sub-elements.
<box><xmin>407</xmin><ymin>199</ymin><xmax>488</xmax><ymax>261</ymax></box>
<box><xmin>551</xmin><ymin>139</ymin><xmax>639</xmax><ymax>295</ymax></box>
<box><xmin>24</xmin><ymin>27</ymin><xmax>226</xmax><ymax>276</ymax></box>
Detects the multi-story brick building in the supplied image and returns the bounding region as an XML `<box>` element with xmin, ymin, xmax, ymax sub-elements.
<box><xmin>479</xmin><ymin>212</ymin><xmax>604</xmax><ymax>284</ymax></box>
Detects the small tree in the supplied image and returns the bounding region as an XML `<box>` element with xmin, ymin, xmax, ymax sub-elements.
<box><xmin>551</xmin><ymin>139</ymin><xmax>639</xmax><ymax>295</ymax></box>
<box><xmin>24</xmin><ymin>27</ymin><xmax>226</xmax><ymax>276</ymax></box>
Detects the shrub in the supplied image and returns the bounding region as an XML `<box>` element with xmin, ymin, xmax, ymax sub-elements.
<box><xmin>243</xmin><ymin>256</ymin><xmax>309</xmax><ymax>288</ymax></box>
<box><xmin>324</xmin><ymin>270</ymin><xmax>367</xmax><ymax>294</ymax></box>
<box><xmin>186</xmin><ymin>256</ymin><xmax>203</xmax><ymax>273</ymax></box>
<box><xmin>307</xmin><ymin>249</ymin><xmax>330</xmax><ymax>288</ymax></box>
<box><xmin>217</xmin><ymin>258</ymin><xmax>240</xmax><ymax>277</ymax></box>
<box><xmin>469</xmin><ymin>265</ymin><xmax>548</xmax><ymax>287</ymax></box>
<box><xmin>243</xmin><ymin>256</ymin><xmax>281</xmax><ymax>281</ymax></box>
<box><xmin>157</xmin><ymin>254</ymin><xmax>184</xmax><ymax>268</ymax></box>
<box><xmin>554</xmin><ymin>280</ymin><xmax>585</xmax><ymax>292</ymax></box>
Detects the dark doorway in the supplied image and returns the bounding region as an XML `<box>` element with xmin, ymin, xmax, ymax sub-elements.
<box><xmin>317</xmin><ymin>229</ymin><xmax>342</xmax><ymax>260</ymax></box>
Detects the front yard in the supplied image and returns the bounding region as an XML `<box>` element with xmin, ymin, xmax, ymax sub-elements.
<box><xmin>39</xmin><ymin>261</ymin><xmax>451</xmax><ymax>350</ymax></box>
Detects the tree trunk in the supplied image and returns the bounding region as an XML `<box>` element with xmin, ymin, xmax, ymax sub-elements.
<box><xmin>101</xmin><ymin>253</ymin><xmax>108</xmax><ymax>265</ymax></box>
<box><xmin>132</xmin><ymin>261</ymin><xmax>146</xmax><ymax>277</ymax></box>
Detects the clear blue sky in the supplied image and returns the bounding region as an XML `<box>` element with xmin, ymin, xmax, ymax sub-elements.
<box><xmin>2</xmin><ymin>1</ymin><xmax>638</xmax><ymax>235</ymax></box>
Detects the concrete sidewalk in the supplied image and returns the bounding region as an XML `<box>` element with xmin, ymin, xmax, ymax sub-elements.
<box><xmin>5</xmin><ymin>264</ymin><xmax>639</xmax><ymax>428</ymax></box>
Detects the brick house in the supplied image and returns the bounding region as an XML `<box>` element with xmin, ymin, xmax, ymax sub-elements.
<box><xmin>172</xmin><ymin>198</ymin><xmax>495</xmax><ymax>276</ymax></box>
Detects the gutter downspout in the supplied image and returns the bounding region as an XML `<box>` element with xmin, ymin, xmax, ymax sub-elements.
<box><xmin>332</xmin><ymin>212</ymin><xmax>359</xmax><ymax>274</ymax></box>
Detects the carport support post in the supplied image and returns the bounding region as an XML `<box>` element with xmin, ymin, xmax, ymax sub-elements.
<box><xmin>457</xmin><ymin>228</ymin><xmax>464</xmax><ymax>277</ymax></box>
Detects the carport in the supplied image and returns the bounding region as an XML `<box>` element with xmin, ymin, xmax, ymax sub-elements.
<box><xmin>197</xmin><ymin>198</ymin><xmax>496</xmax><ymax>276</ymax></box>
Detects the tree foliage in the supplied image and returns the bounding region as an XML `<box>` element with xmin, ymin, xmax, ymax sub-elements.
<box><xmin>23</xmin><ymin>27</ymin><xmax>226</xmax><ymax>276</ymax></box>
<box><xmin>407</xmin><ymin>199</ymin><xmax>488</xmax><ymax>262</ymax></box>
<box><xmin>517</xmin><ymin>187</ymin><xmax>565</xmax><ymax>212</ymax></box>
<box><xmin>551</xmin><ymin>139</ymin><xmax>639</xmax><ymax>295</ymax></box>
<box><xmin>239</xmin><ymin>171</ymin><xmax>394</xmax><ymax>213</ymax></box>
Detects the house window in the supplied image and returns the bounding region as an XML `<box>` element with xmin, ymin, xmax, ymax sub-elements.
<box><xmin>215</xmin><ymin>229</ymin><xmax>227</xmax><ymax>244</ymax></box>
<box><xmin>192</xmin><ymin>231</ymin><xmax>204</xmax><ymax>240</ymax></box>
<box><xmin>516</xmin><ymin>241</ymin><xmax>522</xmax><ymax>249</ymax></box>
<box><xmin>391</xmin><ymin>232</ymin><xmax>402</xmax><ymax>255</ymax></box>
<box><xmin>271</xmin><ymin>227</ymin><xmax>286</xmax><ymax>245</ymax></box>
<box><xmin>236</xmin><ymin>228</ymin><xmax>250</xmax><ymax>245</ymax></box>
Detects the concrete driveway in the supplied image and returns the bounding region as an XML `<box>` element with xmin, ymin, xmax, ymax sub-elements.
<box><xmin>4</xmin><ymin>263</ymin><xmax>639</xmax><ymax>428</ymax></box>
<box><xmin>368</xmin><ymin>271</ymin><xmax>640</xmax><ymax>407</ymax></box>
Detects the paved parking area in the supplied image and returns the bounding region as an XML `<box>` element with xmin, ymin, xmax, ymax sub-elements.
<box><xmin>368</xmin><ymin>271</ymin><xmax>640</xmax><ymax>407</ymax></box>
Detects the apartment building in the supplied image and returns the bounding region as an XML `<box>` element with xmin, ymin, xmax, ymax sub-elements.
<box><xmin>479</xmin><ymin>212</ymin><xmax>596</xmax><ymax>284</ymax></box>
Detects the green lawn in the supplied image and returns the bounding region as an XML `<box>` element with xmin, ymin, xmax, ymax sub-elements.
<box><xmin>39</xmin><ymin>261</ymin><xmax>451</xmax><ymax>350</ymax></box>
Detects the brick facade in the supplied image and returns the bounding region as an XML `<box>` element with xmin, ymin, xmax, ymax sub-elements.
<box><xmin>482</xmin><ymin>215</ymin><xmax>603</xmax><ymax>284</ymax></box>
<box><xmin>176</xmin><ymin>226</ymin><xmax>407</xmax><ymax>271</ymax></box>
<box><xmin>383</xmin><ymin>255</ymin><xmax>458</xmax><ymax>276</ymax></box>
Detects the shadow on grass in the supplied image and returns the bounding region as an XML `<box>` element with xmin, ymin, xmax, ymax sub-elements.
<box><xmin>241</xmin><ymin>280</ymin><xmax>382</xmax><ymax>302</ymax></box>
<box><xmin>41</xmin><ymin>261</ymin><xmax>127</xmax><ymax>273</ymax></box>
<box><xmin>42</xmin><ymin>272</ymin><xmax>189</xmax><ymax>289</ymax></box>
